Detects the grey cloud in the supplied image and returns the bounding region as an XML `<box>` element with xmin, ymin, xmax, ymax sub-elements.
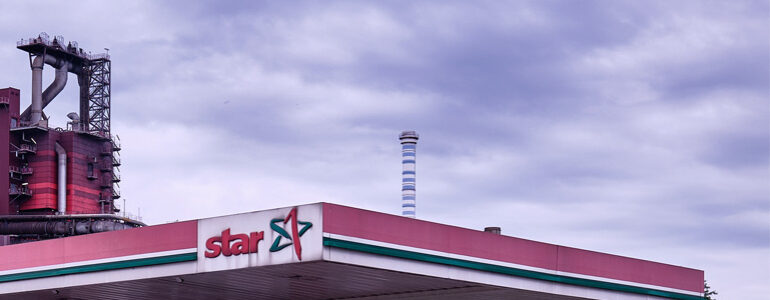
<box><xmin>0</xmin><ymin>1</ymin><xmax>767</xmax><ymax>299</ymax></box>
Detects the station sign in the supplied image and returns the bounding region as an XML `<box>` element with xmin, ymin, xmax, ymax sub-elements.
<box><xmin>196</xmin><ymin>204</ymin><xmax>322</xmax><ymax>272</ymax></box>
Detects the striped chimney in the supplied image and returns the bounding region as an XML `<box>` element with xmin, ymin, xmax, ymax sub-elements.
<box><xmin>399</xmin><ymin>130</ymin><xmax>419</xmax><ymax>218</ymax></box>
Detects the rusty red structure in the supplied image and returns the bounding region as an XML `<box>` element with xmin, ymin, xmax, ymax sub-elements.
<box><xmin>0</xmin><ymin>33</ymin><xmax>142</xmax><ymax>245</ymax></box>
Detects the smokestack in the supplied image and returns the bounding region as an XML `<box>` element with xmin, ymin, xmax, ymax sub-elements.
<box><xmin>30</xmin><ymin>55</ymin><xmax>45</xmax><ymax>123</ymax></box>
<box><xmin>399</xmin><ymin>131</ymin><xmax>419</xmax><ymax>218</ymax></box>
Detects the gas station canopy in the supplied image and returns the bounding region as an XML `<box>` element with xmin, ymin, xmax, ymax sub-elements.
<box><xmin>0</xmin><ymin>203</ymin><xmax>704</xmax><ymax>299</ymax></box>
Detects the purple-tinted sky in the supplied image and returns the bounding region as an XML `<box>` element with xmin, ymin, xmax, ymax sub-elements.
<box><xmin>0</xmin><ymin>1</ymin><xmax>768</xmax><ymax>298</ymax></box>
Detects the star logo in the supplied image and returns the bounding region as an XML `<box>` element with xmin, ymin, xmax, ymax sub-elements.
<box><xmin>269</xmin><ymin>207</ymin><xmax>313</xmax><ymax>260</ymax></box>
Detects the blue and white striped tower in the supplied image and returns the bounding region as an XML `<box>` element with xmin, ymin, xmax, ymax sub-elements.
<box><xmin>399</xmin><ymin>130</ymin><xmax>419</xmax><ymax>218</ymax></box>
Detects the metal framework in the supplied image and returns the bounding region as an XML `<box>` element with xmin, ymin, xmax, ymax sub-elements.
<box><xmin>82</xmin><ymin>57</ymin><xmax>117</xmax><ymax>214</ymax></box>
<box><xmin>83</xmin><ymin>58</ymin><xmax>111</xmax><ymax>137</ymax></box>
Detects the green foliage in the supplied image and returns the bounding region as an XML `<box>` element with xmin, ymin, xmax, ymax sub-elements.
<box><xmin>704</xmin><ymin>280</ymin><xmax>718</xmax><ymax>300</ymax></box>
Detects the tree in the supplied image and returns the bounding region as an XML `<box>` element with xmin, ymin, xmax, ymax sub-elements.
<box><xmin>704</xmin><ymin>280</ymin><xmax>718</xmax><ymax>300</ymax></box>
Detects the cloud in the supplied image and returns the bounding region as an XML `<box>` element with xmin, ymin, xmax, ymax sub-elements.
<box><xmin>0</xmin><ymin>0</ymin><xmax>767</xmax><ymax>298</ymax></box>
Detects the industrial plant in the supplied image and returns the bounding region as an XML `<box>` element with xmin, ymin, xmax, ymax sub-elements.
<box><xmin>0</xmin><ymin>33</ymin><xmax>143</xmax><ymax>245</ymax></box>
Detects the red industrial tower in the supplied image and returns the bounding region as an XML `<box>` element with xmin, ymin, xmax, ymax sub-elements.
<box><xmin>0</xmin><ymin>33</ymin><xmax>142</xmax><ymax>245</ymax></box>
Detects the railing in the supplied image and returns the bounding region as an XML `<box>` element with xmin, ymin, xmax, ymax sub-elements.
<box><xmin>65</xmin><ymin>210</ymin><xmax>104</xmax><ymax>215</ymax></box>
<box><xmin>17</xmin><ymin>33</ymin><xmax>110</xmax><ymax>61</ymax></box>
<box><xmin>19</xmin><ymin>120</ymin><xmax>47</xmax><ymax>128</ymax></box>
<box><xmin>0</xmin><ymin>96</ymin><xmax>9</xmax><ymax>105</ymax></box>
<box><xmin>123</xmin><ymin>212</ymin><xmax>142</xmax><ymax>222</ymax></box>
<box><xmin>21</xmin><ymin>166</ymin><xmax>33</xmax><ymax>175</ymax></box>
<box><xmin>89</xmin><ymin>130</ymin><xmax>110</xmax><ymax>139</ymax></box>
<box><xmin>112</xmin><ymin>185</ymin><xmax>121</xmax><ymax>199</ymax></box>
<box><xmin>19</xmin><ymin>144</ymin><xmax>36</xmax><ymax>153</ymax></box>
<box><xmin>111</xmin><ymin>135</ymin><xmax>121</xmax><ymax>151</ymax></box>
<box><xmin>17</xmin><ymin>37</ymin><xmax>49</xmax><ymax>47</ymax></box>
<box><xmin>67</xmin><ymin>121</ymin><xmax>84</xmax><ymax>132</ymax></box>
<box><xmin>9</xmin><ymin>166</ymin><xmax>33</xmax><ymax>175</ymax></box>
<box><xmin>9</xmin><ymin>185</ymin><xmax>31</xmax><ymax>196</ymax></box>
<box><xmin>88</xmin><ymin>53</ymin><xmax>110</xmax><ymax>60</ymax></box>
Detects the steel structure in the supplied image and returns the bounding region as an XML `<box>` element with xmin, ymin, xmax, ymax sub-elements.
<box><xmin>82</xmin><ymin>58</ymin><xmax>111</xmax><ymax>137</ymax></box>
<box><xmin>0</xmin><ymin>33</ymin><xmax>130</xmax><ymax>245</ymax></box>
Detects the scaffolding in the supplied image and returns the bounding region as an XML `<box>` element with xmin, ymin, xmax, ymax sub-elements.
<box><xmin>83</xmin><ymin>58</ymin><xmax>111</xmax><ymax>137</ymax></box>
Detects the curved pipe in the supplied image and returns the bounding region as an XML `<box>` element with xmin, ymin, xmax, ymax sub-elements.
<box><xmin>42</xmin><ymin>61</ymin><xmax>69</xmax><ymax>106</ymax></box>
<box><xmin>55</xmin><ymin>142</ymin><xmax>67</xmax><ymax>214</ymax></box>
<box><xmin>25</xmin><ymin>55</ymin><xmax>74</xmax><ymax>123</ymax></box>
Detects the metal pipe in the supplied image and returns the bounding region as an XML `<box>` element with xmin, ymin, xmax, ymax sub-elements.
<box><xmin>0</xmin><ymin>221</ymin><xmax>67</xmax><ymax>235</ymax></box>
<box><xmin>78</xmin><ymin>73</ymin><xmax>89</xmax><ymax>129</ymax></box>
<box><xmin>0</xmin><ymin>220</ymin><xmax>138</xmax><ymax>236</ymax></box>
<box><xmin>23</xmin><ymin>58</ymin><xmax>72</xmax><ymax>121</ymax></box>
<box><xmin>0</xmin><ymin>214</ymin><xmax>146</xmax><ymax>227</ymax></box>
<box><xmin>42</xmin><ymin>61</ymin><xmax>69</xmax><ymax>107</ymax></box>
<box><xmin>55</xmin><ymin>142</ymin><xmax>66</xmax><ymax>214</ymax></box>
<box><xmin>30</xmin><ymin>55</ymin><xmax>45</xmax><ymax>123</ymax></box>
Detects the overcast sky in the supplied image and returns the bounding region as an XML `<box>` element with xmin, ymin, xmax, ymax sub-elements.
<box><xmin>0</xmin><ymin>1</ymin><xmax>767</xmax><ymax>298</ymax></box>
